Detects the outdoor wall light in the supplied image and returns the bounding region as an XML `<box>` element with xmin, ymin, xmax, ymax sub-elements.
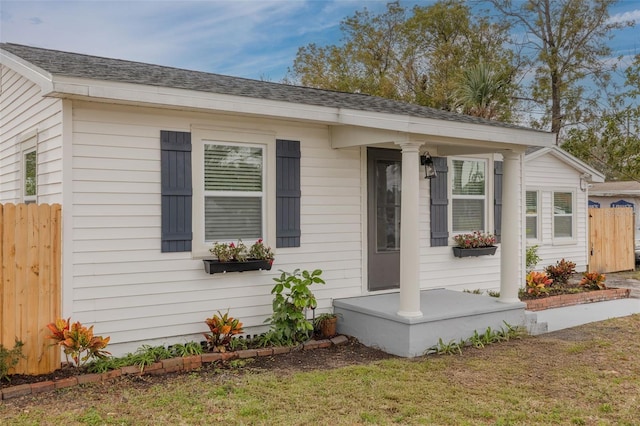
<box><xmin>420</xmin><ymin>152</ymin><xmax>437</xmax><ymax>179</ymax></box>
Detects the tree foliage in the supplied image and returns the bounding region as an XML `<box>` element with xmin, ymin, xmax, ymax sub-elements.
<box><xmin>561</xmin><ymin>54</ymin><xmax>640</xmax><ymax>181</ymax></box>
<box><xmin>288</xmin><ymin>0</ymin><xmax>518</xmax><ymax>122</ymax></box>
<box><xmin>487</xmin><ymin>0</ymin><xmax>633</xmax><ymax>139</ymax></box>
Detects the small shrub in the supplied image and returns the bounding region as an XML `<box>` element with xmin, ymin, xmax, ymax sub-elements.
<box><xmin>463</xmin><ymin>289</ymin><xmax>484</xmax><ymax>295</ymax></box>
<box><xmin>526</xmin><ymin>271</ymin><xmax>553</xmax><ymax>296</ymax></box>
<box><xmin>266</xmin><ymin>269</ymin><xmax>325</xmax><ymax>345</ymax></box>
<box><xmin>427</xmin><ymin>338</ymin><xmax>464</xmax><ymax>355</ymax></box>
<box><xmin>87</xmin><ymin>356</ymin><xmax>129</xmax><ymax>373</ymax></box>
<box><xmin>228</xmin><ymin>336</ymin><xmax>249</xmax><ymax>351</ymax></box>
<box><xmin>129</xmin><ymin>345</ymin><xmax>174</xmax><ymax>372</ymax></box>
<box><xmin>526</xmin><ymin>245</ymin><xmax>541</xmax><ymax>272</ymax></box>
<box><xmin>579</xmin><ymin>272</ymin><xmax>607</xmax><ymax>290</ymax></box>
<box><xmin>171</xmin><ymin>341</ymin><xmax>203</xmax><ymax>357</ymax></box>
<box><xmin>487</xmin><ymin>290</ymin><xmax>500</xmax><ymax>298</ymax></box>
<box><xmin>46</xmin><ymin>318</ymin><xmax>110</xmax><ymax>367</ymax></box>
<box><xmin>0</xmin><ymin>339</ymin><xmax>25</xmax><ymax>381</ymax></box>
<box><xmin>204</xmin><ymin>310</ymin><xmax>244</xmax><ymax>352</ymax></box>
<box><xmin>545</xmin><ymin>259</ymin><xmax>576</xmax><ymax>285</ymax></box>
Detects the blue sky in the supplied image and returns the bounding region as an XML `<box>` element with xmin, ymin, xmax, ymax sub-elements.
<box><xmin>1</xmin><ymin>0</ymin><xmax>639</xmax><ymax>83</ymax></box>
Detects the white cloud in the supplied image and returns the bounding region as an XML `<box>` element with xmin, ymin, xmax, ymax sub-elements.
<box><xmin>608</xmin><ymin>8</ymin><xmax>640</xmax><ymax>25</ymax></box>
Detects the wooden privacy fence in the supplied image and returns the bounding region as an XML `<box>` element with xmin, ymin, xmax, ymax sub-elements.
<box><xmin>1</xmin><ymin>203</ymin><xmax>61</xmax><ymax>375</ymax></box>
<box><xmin>589</xmin><ymin>207</ymin><xmax>635</xmax><ymax>273</ymax></box>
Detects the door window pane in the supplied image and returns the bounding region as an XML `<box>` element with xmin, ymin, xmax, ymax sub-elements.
<box><xmin>375</xmin><ymin>160</ymin><xmax>401</xmax><ymax>251</ymax></box>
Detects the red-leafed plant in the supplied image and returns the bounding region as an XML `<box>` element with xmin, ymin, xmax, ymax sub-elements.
<box><xmin>579</xmin><ymin>272</ymin><xmax>607</xmax><ymax>290</ymax></box>
<box><xmin>46</xmin><ymin>318</ymin><xmax>111</xmax><ymax>367</ymax></box>
<box><xmin>545</xmin><ymin>258</ymin><xmax>576</xmax><ymax>285</ymax></box>
<box><xmin>204</xmin><ymin>310</ymin><xmax>244</xmax><ymax>352</ymax></box>
<box><xmin>526</xmin><ymin>271</ymin><xmax>553</xmax><ymax>296</ymax></box>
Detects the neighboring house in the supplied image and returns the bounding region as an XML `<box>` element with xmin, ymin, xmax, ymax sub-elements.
<box><xmin>524</xmin><ymin>147</ymin><xmax>605</xmax><ymax>272</ymax></box>
<box><xmin>0</xmin><ymin>44</ymin><xmax>555</xmax><ymax>356</ymax></box>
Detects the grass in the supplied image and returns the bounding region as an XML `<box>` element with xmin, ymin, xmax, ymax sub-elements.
<box><xmin>2</xmin><ymin>315</ymin><xmax>640</xmax><ymax>425</ymax></box>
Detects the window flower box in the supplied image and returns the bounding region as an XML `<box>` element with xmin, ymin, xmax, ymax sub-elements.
<box><xmin>204</xmin><ymin>239</ymin><xmax>274</xmax><ymax>274</ymax></box>
<box><xmin>452</xmin><ymin>231</ymin><xmax>497</xmax><ymax>258</ymax></box>
<box><xmin>203</xmin><ymin>259</ymin><xmax>273</xmax><ymax>274</ymax></box>
<box><xmin>452</xmin><ymin>246</ymin><xmax>497</xmax><ymax>258</ymax></box>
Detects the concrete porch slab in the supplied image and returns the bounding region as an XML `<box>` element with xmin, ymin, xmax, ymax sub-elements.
<box><xmin>333</xmin><ymin>289</ymin><xmax>526</xmax><ymax>357</ymax></box>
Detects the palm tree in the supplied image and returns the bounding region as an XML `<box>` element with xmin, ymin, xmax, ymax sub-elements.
<box><xmin>455</xmin><ymin>62</ymin><xmax>509</xmax><ymax>121</ymax></box>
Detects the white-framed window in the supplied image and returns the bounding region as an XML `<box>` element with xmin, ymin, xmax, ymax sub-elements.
<box><xmin>191</xmin><ymin>127</ymin><xmax>276</xmax><ymax>257</ymax></box>
<box><xmin>21</xmin><ymin>135</ymin><xmax>37</xmax><ymax>204</ymax></box>
<box><xmin>553</xmin><ymin>191</ymin><xmax>574</xmax><ymax>239</ymax></box>
<box><xmin>526</xmin><ymin>190</ymin><xmax>539</xmax><ymax>240</ymax></box>
<box><xmin>203</xmin><ymin>142</ymin><xmax>265</xmax><ymax>241</ymax></box>
<box><xmin>450</xmin><ymin>157</ymin><xmax>487</xmax><ymax>233</ymax></box>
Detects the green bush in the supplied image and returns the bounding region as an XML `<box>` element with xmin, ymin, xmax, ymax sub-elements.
<box><xmin>0</xmin><ymin>339</ymin><xmax>25</xmax><ymax>381</ymax></box>
<box><xmin>266</xmin><ymin>269</ymin><xmax>325</xmax><ymax>345</ymax></box>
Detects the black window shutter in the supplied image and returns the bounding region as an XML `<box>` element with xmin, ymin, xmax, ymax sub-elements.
<box><xmin>276</xmin><ymin>140</ymin><xmax>301</xmax><ymax>248</ymax></box>
<box><xmin>161</xmin><ymin>130</ymin><xmax>192</xmax><ymax>252</ymax></box>
<box><xmin>430</xmin><ymin>157</ymin><xmax>449</xmax><ymax>247</ymax></box>
<box><xmin>494</xmin><ymin>160</ymin><xmax>503</xmax><ymax>244</ymax></box>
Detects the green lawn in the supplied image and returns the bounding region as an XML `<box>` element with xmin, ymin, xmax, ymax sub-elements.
<box><xmin>2</xmin><ymin>315</ymin><xmax>640</xmax><ymax>425</ymax></box>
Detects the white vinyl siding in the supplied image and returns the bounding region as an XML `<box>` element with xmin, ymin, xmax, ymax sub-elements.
<box><xmin>69</xmin><ymin>102</ymin><xmax>363</xmax><ymax>356</ymax></box>
<box><xmin>525</xmin><ymin>152</ymin><xmax>588</xmax><ymax>271</ymax></box>
<box><xmin>0</xmin><ymin>65</ymin><xmax>63</xmax><ymax>203</ymax></box>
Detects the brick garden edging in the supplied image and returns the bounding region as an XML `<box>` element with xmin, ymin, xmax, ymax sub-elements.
<box><xmin>0</xmin><ymin>335</ymin><xmax>349</xmax><ymax>401</ymax></box>
<box><xmin>524</xmin><ymin>288</ymin><xmax>630</xmax><ymax>311</ymax></box>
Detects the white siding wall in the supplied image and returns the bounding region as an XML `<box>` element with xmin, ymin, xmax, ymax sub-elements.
<box><xmin>0</xmin><ymin>65</ymin><xmax>63</xmax><ymax>203</ymax></box>
<box><xmin>525</xmin><ymin>153</ymin><xmax>589</xmax><ymax>271</ymax></box>
<box><xmin>70</xmin><ymin>102</ymin><xmax>363</xmax><ymax>355</ymax></box>
<box><xmin>417</xmin><ymin>156</ymin><xmax>502</xmax><ymax>293</ymax></box>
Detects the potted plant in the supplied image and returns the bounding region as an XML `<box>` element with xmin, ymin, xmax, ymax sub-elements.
<box><xmin>314</xmin><ymin>313</ymin><xmax>339</xmax><ymax>339</ymax></box>
<box><xmin>203</xmin><ymin>239</ymin><xmax>274</xmax><ymax>274</ymax></box>
<box><xmin>452</xmin><ymin>231</ymin><xmax>497</xmax><ymax>258</ymax></box>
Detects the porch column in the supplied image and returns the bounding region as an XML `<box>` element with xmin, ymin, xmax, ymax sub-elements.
<box><xmin>499</xmin><ymin>151</ymin><xmax>523</xmax><ymax>303</ymax></box>
<box><xmin>396</xmin><ymin>141</ymin><xmax>423</xmax><ymax>318</ymax></box>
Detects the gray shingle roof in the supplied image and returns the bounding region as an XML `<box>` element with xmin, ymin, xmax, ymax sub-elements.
<box><xmin>1</xmin><ymin>43</ymin><xmax>542</xmax><ymax>132</ymax></box>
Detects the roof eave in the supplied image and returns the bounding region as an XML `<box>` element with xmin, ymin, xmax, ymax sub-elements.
<box><xmin>45</xmin><ymin>75</ymin><xmax>555</xmax><ymax>147</ymax></box>
<box><xmin>1</xmin><ymin>49</ymin><xmax>54</xmax><ymax>94</ymax></box>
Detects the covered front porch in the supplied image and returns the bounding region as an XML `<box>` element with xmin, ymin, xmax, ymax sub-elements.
<box><xmin>328</xmin><ymin>121</ymin><xmax>554</xmax><ymax>357</ymax></box>
<box><xmin>334</xmin><ymin>289</ymin><xmax>525</xmax><ymax>357</ymax></box>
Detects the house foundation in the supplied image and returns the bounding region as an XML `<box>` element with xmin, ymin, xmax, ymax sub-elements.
<box><xmin>334</xmin><ymin>289</ymin><xmax>526</xmax><ymax>357</ymax></box>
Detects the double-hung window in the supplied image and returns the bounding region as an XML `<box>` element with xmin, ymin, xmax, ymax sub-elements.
<box><xmin>553</xmin><ymin>191</ymin><xmax>573</xmax><ymax>239</ymax></box>
<box><xmin>451</xmin><ymin>158</ymin><xmax>487</xmax><ymax>232</ymax></box>
<box><xmin>526</xmin><ymin>190</ymin><xmax>539</xmax><ymax>240</ymax></box>
<box><xmin>204</xmin><ymin>143</ymin><xmax>264</xmax><ymax>241</ymax></box>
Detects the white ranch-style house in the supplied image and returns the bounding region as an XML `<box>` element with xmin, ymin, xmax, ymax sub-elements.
<box><xmin>1</xmin><ymin>44</ymin><xmax>557</xmax><ymax>357</ymax></box>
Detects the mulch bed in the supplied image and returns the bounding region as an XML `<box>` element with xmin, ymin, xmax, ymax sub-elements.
<box><xmin>1</xmin><ymin>337</ymin><xmax>393</xmax><ymax>393</ymax></box>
